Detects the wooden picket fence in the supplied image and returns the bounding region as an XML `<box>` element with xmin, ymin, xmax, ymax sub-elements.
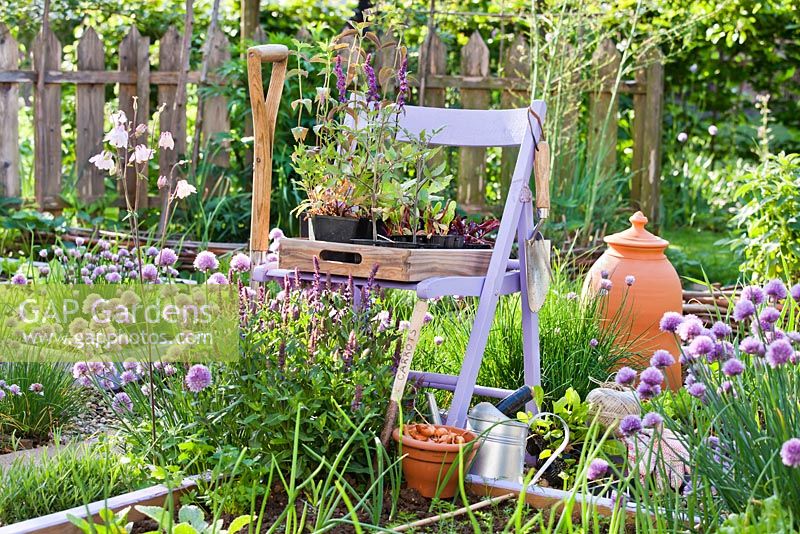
<box><xmin>0</xmin><ymin>22</ymin><xmax>665</xmax><ymax>222</ymax></box>
<box><xmin>0</xmin><ymin>23</ymin><xmax>230</xmax><ymax>211</ymax></box>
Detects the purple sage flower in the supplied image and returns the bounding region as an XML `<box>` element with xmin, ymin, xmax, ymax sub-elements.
<box><xmin>335</xmin><ymin>55</ymin><xmax>347</xmax><ymax>103</ymax></box>
<box><xmin>112</xmin><ymin>392</ymin><xmax>133</xmax><ymax>413</ymax></box>
<box><xmin>659</xmin><ymin>312</ymin><xmax>683</xmax><ymax>333</ymax></box>
<box><xmin>781</xmin><ymin>438</ymin><xmax>800</xmax><ymax>468</ymax></box>
<box><xmin>396</xmin><ymin>55</ymin><xmax>408</xmax><ymax>109</ymax></box>
<box><xmin>740</xmin><ymin>336</ymin><xmax>766</xmax><ymax>356</ymax></box>
<box><xmin>194</xmin><ymin>251</ymin><xmax>219</xmax><ymax>272</ymax></box>
<box><xmin>363</xmin><ymin>53</ymin><xmax>379</xmax><ymax>103</ymax></box>
<box><xmin>764</xmin><ymin>279</ymin><xmax>788</xmax><ymax>301</ymax></box>
<box><xmin>732</xmin><ymin>299</ymin><xmax>756</xmax><ymax>322</ymax></box>
<box><xmin>741</xmin><ymin>286</ymin><xmax>765</xmax><ymax>305</ymax></box>
<box><xmin>640</xmin><ymin>367</ymin><xmax>664</xmax><ymax>387</ymax></box>
<box><xmin>766</xmin><ymin>339</ymin><xmax>793</xmax><ymax>368</ymax></box>
<box><xmin>587</xmin><ymin>458</ymin><xmax>610</xmax><ymax>480</ymax></box>
<box><xmin>650</xmin><ymin>350</ymin><xmax>675</xmax><ymax>369</ymax></box>
<box><xmin>351</xmin><ymin>384</ymin><xmax>363</xmax><ymax>412</ymax></box>
<box><xmin>615</xmin><ymin>366</ymin><xmax>636</xmax><ymax>386</ymax></box>
<box><xmin>619</xmin><ymin>415</ymin><xmax>642</xmax><ymax>436</ymax></box>
<box><xmin>642</xmin><ymin>412</ymin><xmax>664</xmax><ymax>428</ymax></box>
<box><xmin>722</xmin><ymin>358</ymin><xmax>745</xmax><ymax>377</ymax></box>
<box><xmin>185</xmin><ymin>364</ymin><xmax>212</xmax><ymax>392</ymax></box>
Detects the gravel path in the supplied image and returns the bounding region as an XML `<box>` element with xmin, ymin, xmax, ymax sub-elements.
<box><xmin>62</xmin><ymin>389</ymin><xmax>117</xmax><ymax>441</ymax></box>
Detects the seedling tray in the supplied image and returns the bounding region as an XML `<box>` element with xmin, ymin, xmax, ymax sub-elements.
<box><xmin>278</xmin><ymin>238</ymin><xmax>493</xmax><ymax>282</ymax></box>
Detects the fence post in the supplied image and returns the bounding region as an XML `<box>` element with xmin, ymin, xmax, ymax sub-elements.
<box><xmin>587</xmin><ymin>39</ymin><xmax>620</xmax><ymax>184</ymax></box>
<box><xmin>119</xmin><ymin>26</ymin><xmax>150</xmax><ymax>210</ymax></box>
<box><xmin>374</xmin><ymin>30</ymin><xmax>397</xmax><ymax>94</ymax></box>
<box><xmin>638</xmin><ymin>47</ymin><xmax>664</xmax><ymax>225</ymax></box>
<box><xmin>200</xmin><ymin>24</ymin><xmax>231</xmax><ymax>191</ymax></box>
<box><xmin>32</xmin><ymin>27</ymin><xmax>62</xmax><ymax>211</ymax></box>
<box><xmin>420</xmin><ymin>29</ymin><xmax>446</xmax><ymax>108</ymax></box>
<box><xmin>458</xmin><ymin>31</ymin><xmax>489</xmax><ymax>212</ymax></box>
<box><xmin>0</xmin><ymin>23</ymin><xmax>20</xmax><ymax>199</ymax></box>
<box><xmin>500</xmin><ymin>33</ymin><xmax>530</xmax><ymax>198</ymax></box>
<box><xmin>157</xmin><ymin>26</ymin><xmax>187</xmax><ymax>206</ymax></box>
<box><xmin>76</xmin><ymin>27</ymin><xmax>105</xmax><ymax>205</ymax></box>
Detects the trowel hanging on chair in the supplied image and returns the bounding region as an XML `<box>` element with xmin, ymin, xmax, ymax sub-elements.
<box><xmin>525</xmin><ymin>140</ymin><xmax>551</xmax><ymax>312</ymax></box>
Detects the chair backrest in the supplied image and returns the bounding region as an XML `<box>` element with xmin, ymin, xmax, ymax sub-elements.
<box><xmin>395</xmin><ymin>101</ymin><xmax>546</xmax><ymax>148</ymax></box>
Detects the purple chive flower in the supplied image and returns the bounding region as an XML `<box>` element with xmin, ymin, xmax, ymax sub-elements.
<box><xmin>156</xmin><ymin>248</ymin><xmax>178</xmax><ymax>267</ymax></box>
<box><xmin>105</xmin><ymin>272</ymin><xmax>122</xmax><ymax>283</ymax></box>
<box><xmin>616</xmin><ymin>366</ymin><xmax>637</xmax><ymax>386</ymax></box>
<box><xmin>625</xmin><ymin>275</ymin><xmax>635</xmax><ymax>286</ymax></box>
<box><xmin>587</xmin><ymin>458</ymin><xmax>610</xmax><ymax>480</ymax></box>
<box><xmin>687</xmin><ymin>382</ymin><xmax>707</xmax><ymax>401</ymax></box>
<box><xmin>650</xmin><ymin>350</ymin><xmax>675</xmax><ymax>369</ymax></box>
<box><xmin>740</xmin><ymin>336</ymin><xmax>766</xmax><ymax>356</ymax></box>
<box><xmin>790</xmin><ymin>284</ymin><xmax>800</xmax><ymax>302</ymax></box>
<box><xmin>123</xmin><ymin>361</ymin><xmax>138</xmax><ymax>371</ymax></box>
<box><xmin>764</xmin><ymin>279</ymin><xmax>788</xmax><ymax>301</ymax></box>
<box><xmin>709</xmin><ymin>341</ymin><xmax>734</xmax><ymax>362</ymax></box>
<box><xmin>29</xmin><ymin>383</ymin><xmax>43</xmax><ymax>395</ymax></box>
<box><xmin>230</xmin><ymin>253</ymin><xmax>251</xmax><ymax>273</ymax></box>
<box><xmin>423</xmin><ymin>312</ymin><xmax>434</xmax><ymax>325</ymax></box>
<box><xmin>396</xmin><ymin>54</ymin><xmax>408</xmax><ymax>109</ymax></box>
<box><xmin>759</xmin><ymin>307</ymin><xmax>781</xmax><ymax>328</ymax></box>
<box><xmin>640</xmin><ymin>367</ymin><xmax>664</xmax><ymax>387</ymax></box>
<box><xmin>600</xmin><ymin>270</ymin><xmax>610</xmax><ymax>279</ymax></box>
<box><xmin>39</xmin><ymin>265</ymin><xmax>50</xmax><ymax>276</ymax></box>
<box><xmin>688</xmin><ymin>335</ymin><xmax>715</xmax><ymax>357</ymax></box>
<box><xmin>335</xmin><ymin>55</ymin><xmax>347</xmax><ymax>103</ymax></box>
<box><xmin>363</xmin><ymin>53</ymin><xmax>379</xmax><ymax>103</ymax></box>
<box><xmin>741</xmin><ymin>286</ymin><xmax>765</xmax><ymax>305</ymax></box>
<box><xmin>637</xmin><ymin>382</ymin><xmax>661</xmax><ymax>401</ymax></box>
<box><xmin>719</xmin><ymin>380</ymin><xmax>736</xmax><ymax>396</ymax></box>
<box><xmin>207</xmin><ymin>272</ymin><xmax>229</xmax><ymax>285</ymax></box>
<box><xmin>269</xmin><ymin>228</ymin><xmax>284</xmax><ymax>242</ymax></box>
<box><xmin>146</xmin><ymin>246</ymin><xmax>158</xmax><ymax>257</ymax></box>
<box><xmin>72</xmin><ymin>362</ymin><xmax>89</xmax><ymax>377</ymax></box>
<box><xmin>194</xmin><ymin>251</ymin><xmax>219</xmax><ymax>272</ymax></box>
<box><xmin>185</xmin><ymin>364</ymin><xmax>212</xmax><ymax>392</ymax></box>
<box><xmin>8</xmin><ymin>384</ymin><xmax>21</xmax><ymax>396</ymax></box>
<box><xmin>434</xmin><ymin>336</ymin><xmax>444</xmax><ymax>346</ymax></box>
<box><xmin>112</xmin><ymin>392</ymin><xmax>133</xmax><ymax>413</ymax></box>
<box><xmin>781</xmin><ymin>438</ymin><xmax>800</xmax><ymax>468</ymax></box>
<box><xmin>732</xmin><ymin>299</ymin><xmax>756</xmax><ymax>322</ymax></box>
<box><xmin>120</xmin><ymin>370</ymin><xmax>137</xmax><ymax>385</ymax></box>
<box><xmin>590</xmin><ymin>338</ymin><xmax>599</xmax><ymax>348</ymax></box>
<box><xmin>619</xmin><ymin>415</ymin><xmax>642</xmax><ymax>436</ymax></box>
<box><xmin>659</xmin><ymin>312</ymin><xmax>683</xmax><ymax>333</ymax></box>
<box><xmin>141</xmin><ymin>264</ymin><xmax>159</xmax><ymax>282</ymax></box>
<box><xmin>642</xmin><ymin>412</ymin><xmax>664</xmax><ymax>428</ymax></box>
<box><xmin>766</xmin><ymin>339</ymin><xmax>793</xmax><ymax>368</ymax></box>
<box><xmin>711</xmin><ymin>321</ymin><xmax>732</xmax><ymax>339</ymax></box>
<box><xmin>676</xmin><ymin>315</ymin><xmax>704</xmax><ymax>341</ymax></box>
<box><xmin>599</xmin><ymin>278</ymin><xmax>613</xmax><ymax>293</ymax></box>
<box><xmin>11</xmin><ymin>273</ymin><xmax>27</xmax><ymax>285</ymax></box>
<box><xmin>0</xmin><ymin>390</ymin><xmax>5</xmax><ymax>401</ymax></box>
<box><xmin>722</xmin><ymin>358</ymin><xmax>745</xmax><ymax>377</ymax></box>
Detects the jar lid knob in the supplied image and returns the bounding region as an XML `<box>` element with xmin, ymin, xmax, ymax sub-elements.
<box><xmin>630</xmin><ymin>211</ymin><xmax>648</xmax><ymax>233</ymax></box>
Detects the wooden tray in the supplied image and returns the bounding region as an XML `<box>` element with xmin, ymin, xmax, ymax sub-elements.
<box><xmin>278</xmin><ymin>238</ymin><xmax>493</xmax><ymax>282</ymax></box>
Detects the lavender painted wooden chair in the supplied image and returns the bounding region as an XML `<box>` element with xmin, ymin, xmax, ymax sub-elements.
<box><xmin>253</xmin><ymin>102</ymin><xmax>547</xmax><ymax>428</ymax></box>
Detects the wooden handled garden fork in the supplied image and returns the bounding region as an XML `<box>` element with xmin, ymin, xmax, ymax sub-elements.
<box><xmin>247</xmin><ymin>44</ymin><xmax>289</xmax><ymax>265</ymax></box>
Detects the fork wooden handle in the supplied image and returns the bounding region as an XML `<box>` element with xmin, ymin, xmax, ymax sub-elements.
<box><xmin>534</xmin><ymin>140</ymin><xmax>550</xmax><ymax>214</ymax></box>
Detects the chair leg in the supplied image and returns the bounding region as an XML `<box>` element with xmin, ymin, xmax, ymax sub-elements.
<box><xmin>517</xmin><ymin>200</ymin><xmax>541</xmax><ymax>414</ymax></box>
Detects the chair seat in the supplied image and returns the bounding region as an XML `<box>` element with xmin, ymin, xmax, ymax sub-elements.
<box><xmin>255</xmin><ymin>265</ymin><xmax>522</xmax><ymax>299</ymax></box>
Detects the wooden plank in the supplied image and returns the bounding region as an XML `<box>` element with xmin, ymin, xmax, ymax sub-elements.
<box><xmin>118</xmin><ymin>26</ymin><xmax>150</xmax><ymax>210</ymax></box>
<box><xmin>0</xmin><ymin>23</ymin><xmax>20</xmax><ymax>199</ymax></box>
<box><xmin>587</xmin><ymin>39</ymin><xmax>620</xmax><ymax>183</ymax></box>
<box><xmin>500</xmin><ymin>34</ymin><xmax>530</xmax><ymax>197</ymax></box>
<box><xmin>0</xmin><ymin>70</ymin><xmax>214</xmax><ymax>84</ymax></box>
<box><xmin>639</xmin><ymin>47</ymin><xmax>664</xmax><ymax>226</ymax></box>
<box><xmin>277</xmin><ymin>238</ymin><xmax>493</xmax><ymax>282</ymax></box>
<box><xmin>458</xmin><ymin>31</ymin><xmax>490</xmax><ymax>211</ymax></box>
<box><xmin>157</xmin><ymin>26</ymin><xmax>186</xmax><ymax>205</ymax></box>
<box><xmin>76</xmin><ymin>27</ymin><xmax>105</xmax><ymax>205</ymax></box>
<box><xmin>199</xmin><ymin>23</ymin><xmax>231</xmax><ymax>190</ymax></box>
<box><xmin>373</xmin><ymin>30</ymin><xmax>398</xmax><ymax>94</ymax></box>
<box><xmin>32</xmin><ymin>27</ymin><xmax>62</xmax><ymax>210</ymax></box>
<box><xmin>420</xmin><ymin>30</ymin><xmax>446</xmax><ymax>108</ymax></box>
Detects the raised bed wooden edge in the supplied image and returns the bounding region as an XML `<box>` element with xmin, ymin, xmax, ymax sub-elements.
<box><xmin>277</xmin><ymin>238</ymin><xmax>493</xmax><ymax>282</ymax></box>
<box><xmin>0</xmin><ymin>477</ymin><xmax>197</xmax><ymax>534</ymax></box>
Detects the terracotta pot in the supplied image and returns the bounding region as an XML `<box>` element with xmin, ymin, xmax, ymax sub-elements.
<box><xmin>582</xmin><ymin>211</ymin><xmax>682</xmax><ymax>390</ymax></box>
<box><xmin>392</xmin><ymin>425</ymin><xmax>479</xmax><ymax>498</ymax></box>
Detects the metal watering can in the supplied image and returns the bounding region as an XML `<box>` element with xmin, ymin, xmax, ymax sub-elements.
<box><xmin>467</xmin><ymin>402</ymin><xmax>570</xmax><ymax>485</ymax></box>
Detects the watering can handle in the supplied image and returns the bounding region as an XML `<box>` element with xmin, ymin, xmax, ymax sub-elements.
<box><xmin>247</xmin><ymin>44</ymin><xmax>289</xmax><ymax>265</ymax></box>
<box><xmin>534</xmin><ymin>140</ymin><xmax>550</xmax><ymax>219</ymax></box>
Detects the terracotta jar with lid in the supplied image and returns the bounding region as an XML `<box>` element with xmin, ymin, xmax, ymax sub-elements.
<box><xmin>583</xmin><ymin>211</ymin><xmax>682</xmax><ymax>390</ymax></box>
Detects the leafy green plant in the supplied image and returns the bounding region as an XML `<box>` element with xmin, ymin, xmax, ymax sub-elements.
<box><xmin>68</xmin><ymin>507</ymin><xmax>132</xmax><ymax>534</ymax></box>
<box><xmin>0</xmin><ymin>439</ymin><xmax>147</xmax><ymax>525</ymax></box>
<box><xmin>136</xmin><ymin>504</ymin><xmax>253</xmax><ymax>534</ymax></box>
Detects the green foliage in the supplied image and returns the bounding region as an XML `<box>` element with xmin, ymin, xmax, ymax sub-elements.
<box><xmin>719</xmin><ymin>495</ymin><xmax>795</xmax><ymax>534</ymax></box>
<box><xmin>68</xmin><ymin>507</ymin><xmax>132</xmax><ymax>534</ymax></box>
<box><xmin>136</xmin><ymin>504</ymin><xmax>253</xmax><ymax>534</ymax></box>
<box><xmin>0</xmin><ymin>361</ymin><xmax>91</xmax><ymax>443</ymax></box>
<box><xmin>0</xmin><ymin>439</ymin><xmax>147</xmax><ymax>525</ymax></box>
<box><xmin>663</xmin><ymin>227</ymin><xmax>741</xmax><ymax>286</ymax></box>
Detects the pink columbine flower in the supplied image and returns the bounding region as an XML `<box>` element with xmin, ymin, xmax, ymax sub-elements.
<box><xmin>174</xmin><ymin>179</ymin><xmax>197</xmax><ymax>199</ymax></box>
<box><xmin>110</xmin><ymin>110</ymin><xmax>127</xmax><ymax>126</ymax></box>
<box><xmin>29</xmin><ymin>383</ymin><xmax>44</xmax><ymax>395</ymax></box>
<box><xmin>185</xmin><ymin>364</ymin><xmax>212</xmax><ymax>392</ymax></box>
<box><xmin>158</xmin><ymin>131</ymin><xmax>175</xmax><ymax>150</ymax></box>
<box><xmin>89</xmin><ymin>151</ymin><xmax>116</xmax><ymax>174</ymax></box>
<box><xmin>104</xmin><ymin>124</ymin><xmax>128</xmax><ymax>148</ymax></box>
<box><xmin>129</xmin><ymin>144</ymin><xmax>154</xmax><ymax>164</ymax></box>
<box><xmin>230</xmin><ymin>253</ymin><xmax>251</xmax><ymax>273</ymax></box>
<box><xmin>157</xmin><ymin>175</ymin><xmax>168</xmax><ymax>189</ymax></box>
<box><xmin>194</xmin><ymin>251</ymin><xmax>219</xmax><ymax>272</ymax></box>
